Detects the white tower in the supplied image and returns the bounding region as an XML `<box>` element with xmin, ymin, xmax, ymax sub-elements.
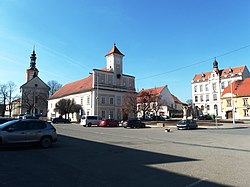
<box><xmin>105</xmin><ymin>44</ymin><xmax>124</xmax><ymax>77</ymax></box>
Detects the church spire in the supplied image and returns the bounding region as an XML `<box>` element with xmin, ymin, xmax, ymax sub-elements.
<box><xmin>30</xmin><ymin>46</ymin><xmax>37</xmax><ymax>69</ymax></box>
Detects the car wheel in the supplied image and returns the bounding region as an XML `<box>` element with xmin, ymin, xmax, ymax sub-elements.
<box><xmin>40</xmin><ymin>136</ymin><xmax>52</xmax><ymax>148</ymax></box>
<box><xmin>87</xmin><ymin>123</ymin><xmax>92</xmax><ymax>127</ymax></box>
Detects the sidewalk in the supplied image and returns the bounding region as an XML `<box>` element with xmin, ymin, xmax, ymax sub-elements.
<box><xmin>148</xmin><ymin>122</ymin><xmax>250</xmax><ymax>129</ymax></box>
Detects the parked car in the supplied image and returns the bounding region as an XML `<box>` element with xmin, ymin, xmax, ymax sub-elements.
<box><xmin>0</xmin><ymin>119</ymin><xmax>57</xmax><ymax>148</ymax></box>
<box><xmin>52</xmin><ymin>117</ymin><xmax>70</xmax><ymax>124</ymax></box>
<box><xmin>81</xmin><ymin>115</ymin><xmax>102</xmax><ymax>127</ymax></box>
<box><xmin>123</xmin><ymin>119</ymin><xmax>146</xmax><ymax>128</ymax></box>
<box><xmin>0</xmin><ymin>118</ymin><xmax>15</xmax><ymax>124</ymax></box>
<box><xmin>21</xmin><ymin>114</ymin><xmax>39</xmax><ymax>119</ymax></box>
<box><xmin>99</xmin><ymin>119</ymin><xmax>119</xmax><ymax>127</ymax></box>
<box><xmin>198</xmin><ymin>115</ymin><xmax>212</xmax><ymax>120</ymax></box>
<box><xmin>177</xmin><ymin>119</ymin><xmax>198</xmax><ymax>130</ymax></box>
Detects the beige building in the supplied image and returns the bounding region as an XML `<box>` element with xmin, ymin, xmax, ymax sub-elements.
<box><xmin>221</xmin><ymin>78</ymin><xmax>250</xmax><ymax>120</ymax></box>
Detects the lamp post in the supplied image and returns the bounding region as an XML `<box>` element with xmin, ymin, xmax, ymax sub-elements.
<box><xmin>229</xmin><ymin>68</ymin><xmax>235</xmax><ymax>124</ymax></box>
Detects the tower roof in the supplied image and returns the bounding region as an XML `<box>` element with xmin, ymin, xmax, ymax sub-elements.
<box><xmin>105</xmin><ymin>44</ymin><xmax>124</xmax><ymax>57</ymax></box>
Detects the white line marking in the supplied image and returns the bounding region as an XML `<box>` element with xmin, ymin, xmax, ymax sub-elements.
<box><xmin>185</xmin><ymin>178</ymin><xmax>208</xmax><ymax>187</ymax></box>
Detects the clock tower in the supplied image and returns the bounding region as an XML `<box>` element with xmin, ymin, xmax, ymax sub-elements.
<box><xmin>105</xmin><ymin>44</ymin><xmax>124</xmax><ymax>78</ymax></box>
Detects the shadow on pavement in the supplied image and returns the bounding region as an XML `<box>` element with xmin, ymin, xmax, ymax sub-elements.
<box><xmin>0</xmin><ymin>135</ymin><xmax>227</xmax><ymax>187</ymax></box>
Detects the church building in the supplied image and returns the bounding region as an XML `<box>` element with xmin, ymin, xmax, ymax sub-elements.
<box><xmin>47</xmin><ymin>44</ymin><xmax>136</xmax><ymax>121</ymax></box>
<box><xmin>20</xmin><ymin>49</ymin><xmax>50</xmax><ymax>116</ymax></box>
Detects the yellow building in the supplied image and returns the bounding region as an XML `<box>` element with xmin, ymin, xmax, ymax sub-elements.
<box><xmin>221</xmin><ymin>78</ymin><xmax>250</xmax><ymax>120</ymax></box>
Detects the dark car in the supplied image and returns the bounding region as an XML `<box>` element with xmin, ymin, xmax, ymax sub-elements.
<box><xmin>198</xmin><ymin>115</ymin><xmax>212</xmax><ymax>120</ymax></box>
<box><xmin>0</xmin><ymin>118</ymin><xmax>15</xmax><ymax>125</ymax></box>
<box><xmin>52</xmin><ymin>117</ymin><xmax>70</xmax><ymax>124</ymax></box>
<box><xmin>177</xmin><ymin>119</ymin><xmax>198</xmax><ymax>130</ymax></box>
<box><xmin>123</xmin><ymin>119</ymin><xmax>146</xmax><ymax>128</ymax></box>
<box><xmin>0</xmin><ymin>119</ymin><xmax>57</xmax><ymax>148</ymax></box>
<box><xmin>99</xmin><ymin>119</ymin><xmax>119</xmax><ymax>127</ymax></box>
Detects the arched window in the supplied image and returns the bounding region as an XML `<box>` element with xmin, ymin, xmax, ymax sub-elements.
<box><xmin>207</xmin><ymin>105</ymin><xmax>210</xmax><ymax>111</ymax></box>
<box><xmin>201</xmin><ymin>105</ymin><xmax>204</xmax><ymax>111</ymax></box>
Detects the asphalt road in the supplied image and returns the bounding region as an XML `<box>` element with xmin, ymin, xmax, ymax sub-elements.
<box><xmin>1</xmin><ymin>124</ymin><xmax>250</xmax><ymax>187</ymax></box>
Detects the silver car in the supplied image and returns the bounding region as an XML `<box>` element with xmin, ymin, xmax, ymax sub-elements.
<box><xmin>177</xmin><ymin>119</ymin><xmax>198</xmax><ymax>130</ymax></box>
<box><xmin>0</xmin><ymin>119</ymin><xmax>57</xmax><ymax>148</ymax></box>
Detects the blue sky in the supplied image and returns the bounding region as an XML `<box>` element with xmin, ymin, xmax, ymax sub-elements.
<box><xmin>0</xmin><ymin>0</ymin><xmax>250</xmax><ymax>103</ymax></box>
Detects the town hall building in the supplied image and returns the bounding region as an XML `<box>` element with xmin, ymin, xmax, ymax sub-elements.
<box><xmin>47</xmin><ymin>44</ymin><xmax>136</xmax><ymax>121</ymax></box>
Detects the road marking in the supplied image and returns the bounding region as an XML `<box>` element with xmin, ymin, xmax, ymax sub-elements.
<box><xmin>185</xmin><ymin>178</ymin><xmax>208</xmax><ymax>187</ymax></box>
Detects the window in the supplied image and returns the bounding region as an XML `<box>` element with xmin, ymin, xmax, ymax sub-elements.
<box><xmin>206</xmin><ymin>105</ymin><xmax>210</xmax><ymax>111</ymax></box>
<box><xmin>117</xmin><ymin>96</ymin><xmax>121</xmax><ymax>106</ymax></box>
<box><xmin>201</xmin><ymin>105</ymin><xmax>204</xmax><ymax>111</ymax></box>
<box><xmin>200</xmin><ymin>95</ymin><xmax>203</xmax><ymax>102</ymax></box>
<box><xmin>87</xmin><ymin>96</ymin><xmax>90</xmax><ymax>105</ymax></box>
<box><xmin>221</xmin><ymin>82</ymin><xmax>225</xmax><ymax>89</ymax></box>
<box><xmin>213</xmin><ymin>94</ymin><xmax>217</xmax><ymax>101</ymax></box>
<box><xmin>194</xmin><ymin>85</ymin><xmax>197</xmax><ymax>92</ymax></box>
<box><xmin>227</xmin><ymin>99</ymin><xmax>232</xmax><ymax>107</ymax></box>
<box><xmin>205</xmin><ymin>84</ymin><xmax>209</xmax><ymax>91</ymax></box>
<box><xmin>101</xmin><ymin>96</ymin><xmax>106</xmax><ymax>104</ymax></box>
<box><xmin>206</xmin><ymin>94</ymin><xmax>209</xmax><ymax>101</ymax></box>
<box><xmin>81</xmin><ymin>98</ymin><xmax>83</xmax><ymax>105</ymax></box>
<box><xmin>109</xmin><ymin>111</ymin><xmax>114</xmax><ymax>119</ymax></box>
<box><xmin>109</xmin><ymin>97</ymin><xmax>114</xmax><ymax>105</ymax></box>
<box><xmin>243</xmin><ymin>98</ymin><xmax>248</xmax><ymax>106</ymax></box>
<box><xmin>87</xmin><ymin>111</ymin><xmax>90</xmax><ymax>115</ymax></box>
<box><xmin>200</xmin><ymin>85</ymin><xmax>203</xmax><ymax>92</ymax></box>
<box><xmin>212</xmin><ymin>83</ymin><xmax>217</xmax><ymax>91</ymax></box>
<box><xmin>195</xmin><ymin>96</ymin><xmax>198</xmax><ymax>102</ymax></box>
<box><xmin>101</xmin><ymin>111</ymin><xmax>106</xmax><ymax>119</ymax></box>
<box><xmin>244</xmin><ymin>109</ymin><xmax>249</xmax><ymax>116</ymax></box>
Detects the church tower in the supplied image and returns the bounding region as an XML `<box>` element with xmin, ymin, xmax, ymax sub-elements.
<box><xmin>26</xmin><ymin>49</ymin><xmax>39</xmax><ymax>82</ymax></box>
<box><xmin>105</xmin><ymin>44</ymin><xmax>124</xmax><ymax>78</ymax></box>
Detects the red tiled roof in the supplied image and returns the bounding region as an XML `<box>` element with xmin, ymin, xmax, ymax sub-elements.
<box><xmin>49</xmin><ymin>74</ymin><xmax>93</xmax><ymax>100</ymax></box>
<box><xmin>222</xmin><ymin>78</ymin><xmax>250</xmax><ymax>97</ymax></box>
<box><xmin>193</xmin><ymin>66</ymin><xmax>246</xmax><ymax>81</ymax></box>
<box><xmin>172</xmin><ymin>94</ymin><xmax>183</xmax><ymax>104</ymax></box>
<box><xmin>138</xmin><ymin>86</ymin><xmax>165</xmax><ymax>97</ymax></box>
<box><xmin>105</xmin><ymin>44</ymin><xmax>124</xmax><ymax>57</ymax></box>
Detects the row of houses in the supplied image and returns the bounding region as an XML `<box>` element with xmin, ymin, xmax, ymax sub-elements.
<box><xmin>2</xmin><ymin>45</ymin><xmax>250</xmax><ymax>121</ymax></box>
<box><xmin>192</xmin><ymin>59</ymin><xmax>250</xmax><ymax>120</ymax></box>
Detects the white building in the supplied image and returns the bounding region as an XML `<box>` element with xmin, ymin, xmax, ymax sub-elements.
<box><xmin>47</xmin><ymin>44</ymin><xmax>136</xmax><ymax>121</ymax></box>
<box><xmin>192</xmin><ymin>59</ymin><xmax>250</xmax><ymax>118</ymax></box>
<box><xmin>137</xmin><ymin>85</ymin><xmax>183</xmax><ymax>119</ymax></box>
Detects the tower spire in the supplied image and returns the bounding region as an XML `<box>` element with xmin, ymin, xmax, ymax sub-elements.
<box><xmin>30</xmin><ymin>47</ymin><xmax>37</xmax><ymax>69</ymax></box>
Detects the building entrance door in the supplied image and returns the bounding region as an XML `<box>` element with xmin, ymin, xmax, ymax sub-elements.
<box><xmin>226</xmin><ymin>111</ymin><xmax>233</xmax><ymax>119</ymax></box>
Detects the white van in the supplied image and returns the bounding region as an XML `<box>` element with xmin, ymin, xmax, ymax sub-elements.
<box><xmin>81</xmin><ymin>115</ymin><xmax>102</xmax><ymax>127</ymax></box>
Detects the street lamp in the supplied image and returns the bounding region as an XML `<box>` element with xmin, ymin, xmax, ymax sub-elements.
<box><xmin>33</xmin><ymin>84</ymin><xmax>38</xmax><ymax>116</ymax></box>
<box><xmin>229</xmin><ymin>68</ymin><xmax>235</xmax><ymax>124</ymax></box>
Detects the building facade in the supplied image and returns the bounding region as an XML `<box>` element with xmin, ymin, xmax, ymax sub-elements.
<box><xmin>221</xmin><ymin>78</ymin><xmax>250</xmax><ymax>120</ymax></box>
<box><xmin>137</xmin><ymin>85</ymin><xmax>183</xmax><ymax>119</ymax></box>
<box><xmin>20</xmin><ymin>50</ymin><xmax>50</xmax><ymax>116</ymax></box>
<box><xmin>47</xmin><ymin>44</ymin><xmax>136</xmax><ymax>121</ymax></box>
<box><xmin>192</xmin><ymin>59</ymin><xmax>250</xmax><ymax>118</ymax></box>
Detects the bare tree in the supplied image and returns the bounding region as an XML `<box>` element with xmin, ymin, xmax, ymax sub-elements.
<box><xmin>122</xmin><ymin>93</ymin><xmax>137</xmax><ymax>120</ymax></box>
<box><xmin>21</xmin><ymin>88</ymin><xmax>48</xmax><ymax>115</ymax></box>
<box><xmin>137</xmin><ymin>90</ymin><xmax>154</xmax><ymax>120</ymax></box>
<box><xmin>151</xmin><ymin>95</ymin><xmax>167</xmax><ymax>120</ymax></box>
<box><xmin>0</xmin><ymin>84</ymin><xmax>8</xmax><ymax>116</ymax></box>
<box><xmin>47</xmin><ymin>80</ymin><xmax>62</xmax><ymax>96</ymax></box>
<box><xmin>6</xmin><ymin>81</ymin><xmax>19</xmax><ymax>117</ymax></box>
